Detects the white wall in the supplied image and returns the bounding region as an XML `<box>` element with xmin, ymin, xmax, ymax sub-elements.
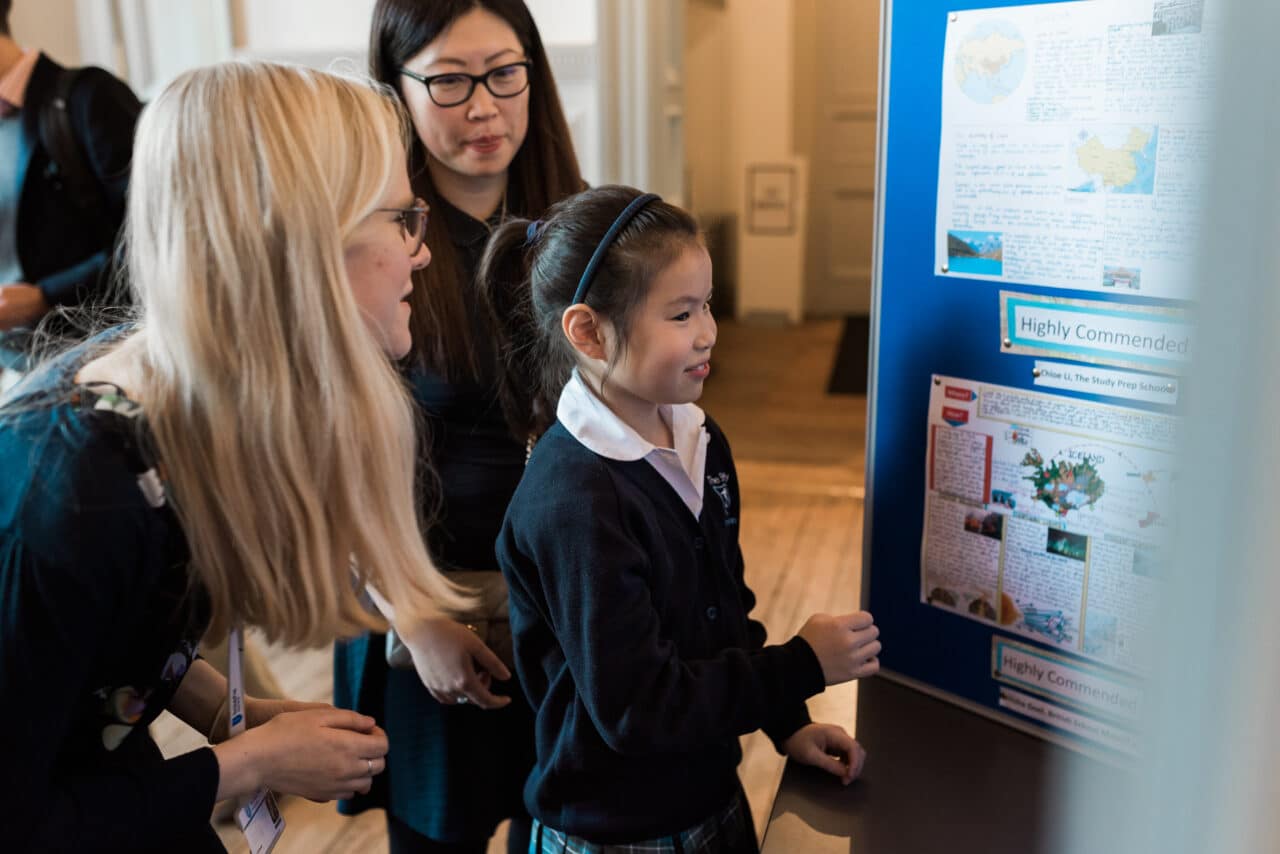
<box><xmin>125</xmin><ymin>0</ymin><xmax>233</xmax><ymax>98</ymax></box>
<box><xmin>232</xmin><ymin>0</ymin><xmax>374</xmax><ymax>54</ymax></box>
<box><xmin>10</xmin><ymin>0</ymin><xmax>82</xmax><ymax>65</ymax></box>
<box><xmin>526</xmin><ymin>0</ymin><xmax>595</xmax><ymax>45</ymax></box>
<box><xmin>725</xmin><ymin>0</ymin><xmax>806</xmax><ymax>322</ymax></box>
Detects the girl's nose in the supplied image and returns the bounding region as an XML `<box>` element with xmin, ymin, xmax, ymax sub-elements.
<box><xmin>696</xmin><ymin>314</ymin><xmax>717</xmax><ymax>349</ymax></box>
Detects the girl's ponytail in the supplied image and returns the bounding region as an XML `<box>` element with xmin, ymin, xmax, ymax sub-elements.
<box><xmin>476</xmin><ymin>217</ymin><xmax>550</xmax><ymax>438</ymax></box>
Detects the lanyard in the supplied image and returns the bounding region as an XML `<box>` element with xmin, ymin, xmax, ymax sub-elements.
<box><xmin>227</xmin><ymin>624</ymin><xmax>285</xmax><ymax>852</ymax></box>
<box><xmin>228</xmin><ymin>624</ymin><xmax>248</xmax><ymax>737</ymax></box>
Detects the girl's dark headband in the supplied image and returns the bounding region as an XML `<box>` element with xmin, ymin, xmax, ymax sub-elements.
<box><xmin>571</xmin><ymin>193</ymin><xmax>661</xmax><ymax>305</ymax></box>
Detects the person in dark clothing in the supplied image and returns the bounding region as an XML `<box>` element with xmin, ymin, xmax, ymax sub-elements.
<box><xmin>0</xmin><ymin>1</ymin><xmax>140</xmax><ymax>363</ymax></box>
<box><xmin>334</xmin><ymin>4</ymin><xmax>584</xmax><ymax>852</ymax></box>
<box><xmin>0</xmin><ymin>62</ymin><xmax>468</xmax><ymax>852</ymax></box>
<box><xmin>483</xmin><ymin>186</ymin><xmax>883</xmax><ymax>851</ymax></box>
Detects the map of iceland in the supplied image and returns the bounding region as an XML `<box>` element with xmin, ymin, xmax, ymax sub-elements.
<box><xmin>955</xmin><ymin>20</ymin><xmax>1027</xmax><ymax>104</ymax></box>
<box><xmin>1069</xmin><ymin>126</ymin><xmax>1159</xmax><ymax>194</ymax></box>
<box><xmin>1021</xmin><ymin>449</ymin><xmax>1106</xmax><ymax>516</ymax></box>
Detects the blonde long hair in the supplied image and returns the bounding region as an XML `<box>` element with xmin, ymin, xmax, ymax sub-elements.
<box><xmin>118</xmin><ymin>61</ymin><xmax>469</xmax><ymax>647</ymax></box>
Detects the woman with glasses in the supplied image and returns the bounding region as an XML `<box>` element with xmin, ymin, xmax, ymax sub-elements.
<box><xmin>0</xmin><ymin>62</ymin><xmax>465</xmax><ymax>852</ymax></box>
<box><xmin>333</xmin><ymin>2</ymin><xmax>585</xmax><ymax>853</ymax></box>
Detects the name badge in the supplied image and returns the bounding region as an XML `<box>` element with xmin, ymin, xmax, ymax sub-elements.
<box><xmin>229</xmin><ymin>625</ymin><xmax>285</xmax><ymax>852</ymax></box>
<box><xmin>237</xmin><ymin>788</ymin><xmax>285</xmax><ymax>853</ymax></box>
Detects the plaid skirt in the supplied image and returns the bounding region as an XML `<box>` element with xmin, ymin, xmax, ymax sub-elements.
<box><xmin>530</xmin><ymin>787</ymin><xmax>757</xmax><ymax>854</ymax></box>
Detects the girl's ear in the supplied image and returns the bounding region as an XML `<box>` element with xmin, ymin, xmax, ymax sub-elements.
<box><xmin>561</xmin><ymin>303</ymin><xmax>608</xmax><ymax>361</ymax></box>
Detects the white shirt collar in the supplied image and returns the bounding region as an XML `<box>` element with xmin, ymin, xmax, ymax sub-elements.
<box><xmin>557</xmin><ymin>370</ymin><xmax>709</xmax><ymax>517</ymax></box>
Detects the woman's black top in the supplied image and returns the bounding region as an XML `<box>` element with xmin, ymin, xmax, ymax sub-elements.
<box><xmin>0</xmin><ymin>366</ymin><xmax>219</xmax><ymax>852</ymax></box>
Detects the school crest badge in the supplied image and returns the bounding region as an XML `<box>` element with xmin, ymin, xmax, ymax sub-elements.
<box><xmin>707</xmin><ymin>471</ymin><xmax>734</xmax><ymax>523</ymax></box>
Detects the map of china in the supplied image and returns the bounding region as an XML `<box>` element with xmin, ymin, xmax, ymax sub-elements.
<box><xmin>1074</xmin><ymin>127</ymin><xmax>1155</xmax><ymax>192</ymax></box>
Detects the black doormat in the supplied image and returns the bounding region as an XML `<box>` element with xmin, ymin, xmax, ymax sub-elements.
<box><xmin>826</xmin><ymin>315</ymin><xmax>871</xmax><ymax>395</ymax></box>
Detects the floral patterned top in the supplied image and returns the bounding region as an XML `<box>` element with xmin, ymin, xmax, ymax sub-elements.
<box><xmin>0</xmin><ymin>367</ymin><xmax>220</xmax><ymax>851</ymax></box>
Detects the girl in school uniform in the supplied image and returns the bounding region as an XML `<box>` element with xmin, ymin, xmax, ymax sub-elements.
<box><xmin>482</xmin><ymin>185</ymin><xmax>883</xmax><ymax>852</ymax></box>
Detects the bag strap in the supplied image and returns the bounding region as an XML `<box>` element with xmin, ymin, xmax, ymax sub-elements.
<box><xmin>38</xmin><ymin>68</ymin><xmax>111</xmax><ymax>228</ymax></box>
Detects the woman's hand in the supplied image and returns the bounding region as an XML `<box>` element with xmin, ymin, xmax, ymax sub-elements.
<box><xmin>213</xmin><ymin>708</ymin><xmax>388</xmax><ymax>802</ymax></box>
<box><xmin>208</xmin><ymin>697</ymin><xmax>331</xmax><ymax>744</ymax></box>
<box><xmin>399</xmin><ymin>616</ymin><xmax>512</xmax><ymax>709</ymax></box>
<box><xmin>782</xmin><ymin>723</ymin><xmax>867</xmax><ymax>786</ymax></box>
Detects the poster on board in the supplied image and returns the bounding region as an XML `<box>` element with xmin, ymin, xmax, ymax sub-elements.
<box><xmin>934</xmin><ymin>0</ymin><xmax>1215</xmax><ymax>300</ymax></box>
<box><xmin>921</xmin><ymin>375</ymin><xmax>1173</xmax><ymax>677</ymax></box>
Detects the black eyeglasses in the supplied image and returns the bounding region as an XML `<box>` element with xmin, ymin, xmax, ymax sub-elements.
<box><xmin>376</xmin><ymin>199</ymin><xmax>429</xmax><ymax>256</ymax></box>
<box><xmin>399</xmin><ymin>61</ymin><xmax>532</xmax><ymax>108</ymax></box>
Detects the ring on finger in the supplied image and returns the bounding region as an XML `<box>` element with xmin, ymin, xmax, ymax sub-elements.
<box><xmin>367</xmin><ymin>758</ymin><xmax>373</xmax><ymax>775</ymax></box>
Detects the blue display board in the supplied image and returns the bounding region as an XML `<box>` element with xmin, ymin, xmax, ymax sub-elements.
<box><xmin>864</xmin><ymin>0</ymin><xmax>1195</xmax><ymax>754</ymax></box>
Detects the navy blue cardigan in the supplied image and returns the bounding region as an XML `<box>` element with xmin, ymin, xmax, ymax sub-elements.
<box><xmin>496</xmin><ymin>416</ymin><xmax>825</xmax><ymax>842</ymax></box>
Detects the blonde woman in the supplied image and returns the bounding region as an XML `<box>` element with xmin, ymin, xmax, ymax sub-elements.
<box><xmin>0</xmin><ymin>62</ymin><xmax>468</xmax><ymax>851</ymax></box>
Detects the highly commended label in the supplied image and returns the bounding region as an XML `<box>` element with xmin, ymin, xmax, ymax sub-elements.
<box><xmin>993</xmin><ymin>639</ymin><xmax>1142</xmax><ymax>722</ymax></box>
<box><xmin>1001</xmin><ymin>291</ymin><xmax>1192</xmax><ymax>374</ymax></box>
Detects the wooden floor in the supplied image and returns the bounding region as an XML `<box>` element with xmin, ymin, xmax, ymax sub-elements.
<box><xmin>154</xmin><ymin>318</ymin><xmax>868</xmax><ymax>852</ymax></box>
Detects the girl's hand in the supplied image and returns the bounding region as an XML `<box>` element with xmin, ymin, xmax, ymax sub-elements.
<box><xmin>782</xmin><ymin>723</ymin><xmax>867</xmax><ymax>786</ymax></box>
<box><xmin>400</xmin><ymin>616</ymin><xmax>512</xmax><ymax>709</ymax></box>
<box><xmin>797</xmin><ymin>612</ymin><xmax>881</xmax><ymax>685</ymax></box>
<box><xmin>213</xmin><ymin>708</ymin><xmax>388</xmax><ymax>802</ymax></box>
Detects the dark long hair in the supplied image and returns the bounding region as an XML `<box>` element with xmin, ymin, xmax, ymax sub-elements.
<box><xmin>476</xmin><ymin>185</ymin><xmax>703</xmax><ymax>437</ymax></box>
<box><xmin>370</xmin><ymin>0</ymin><xmax>586</xmax><ymax>392</ymax></box>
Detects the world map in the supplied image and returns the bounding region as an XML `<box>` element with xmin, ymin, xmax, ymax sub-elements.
<box><xmin>954</xmin><ymin>20</ymin><xmax>1027</xmax><ymax>104</ymax></box>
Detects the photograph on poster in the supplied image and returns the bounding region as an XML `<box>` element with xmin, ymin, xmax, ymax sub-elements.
<box><xmin>1152</xmin><ymin>0</ymin><xmax>1204</xmax><ymax>35</ymax></box>
<box><xmin>934</xmin><ymin>0</ymin><xmax>1218</xmax><ymax>299</ymax></box>
<box><xmin>1046</xmin><ymin>528</ymin><xmax>1088</xmax><ymax>561</ymax></box>
<box><xmin>947</xmin><ymin>230</ymin><xmax>1004</xmax><ymax>276</ymax></box>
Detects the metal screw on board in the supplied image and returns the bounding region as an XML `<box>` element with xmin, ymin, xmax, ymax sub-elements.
<box><xmin>941</xmin><ymin>264</ymin><xmax>950</xmax><ymax>274</ymax></box>
<box><xmin>1032</xmin><ymin>368</ymin><xmax>1041</xmax><ymax>378</ymax></box>
<box><xmin>1003</xmin><ymin>338</ymin><xmax>1012</xmax><ymax>348</ymax></box>
<box><xmin>1167</xmin><ymin>384</ymin><xmax>1176</xmax><ymax>393</ymax></box>
<box><xmin>934</xmin><ymin>377</ymin><xmax>941</xmax><ymax>385</ymax></box>
<box><xmin>950</xmin><ymin>12</ymin><xmax>958</xmax><ymax>22</ymax></box>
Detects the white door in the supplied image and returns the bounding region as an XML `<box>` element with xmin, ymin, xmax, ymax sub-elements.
<box><xmin>801</xmin><ymin>0</ymin><xmax>879</xmax><ymax>316</ymax></box>
<box><xmin>597</xmin><ymin>0</ymin><xmax>686</xmax><ymax>203</ymax></box>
